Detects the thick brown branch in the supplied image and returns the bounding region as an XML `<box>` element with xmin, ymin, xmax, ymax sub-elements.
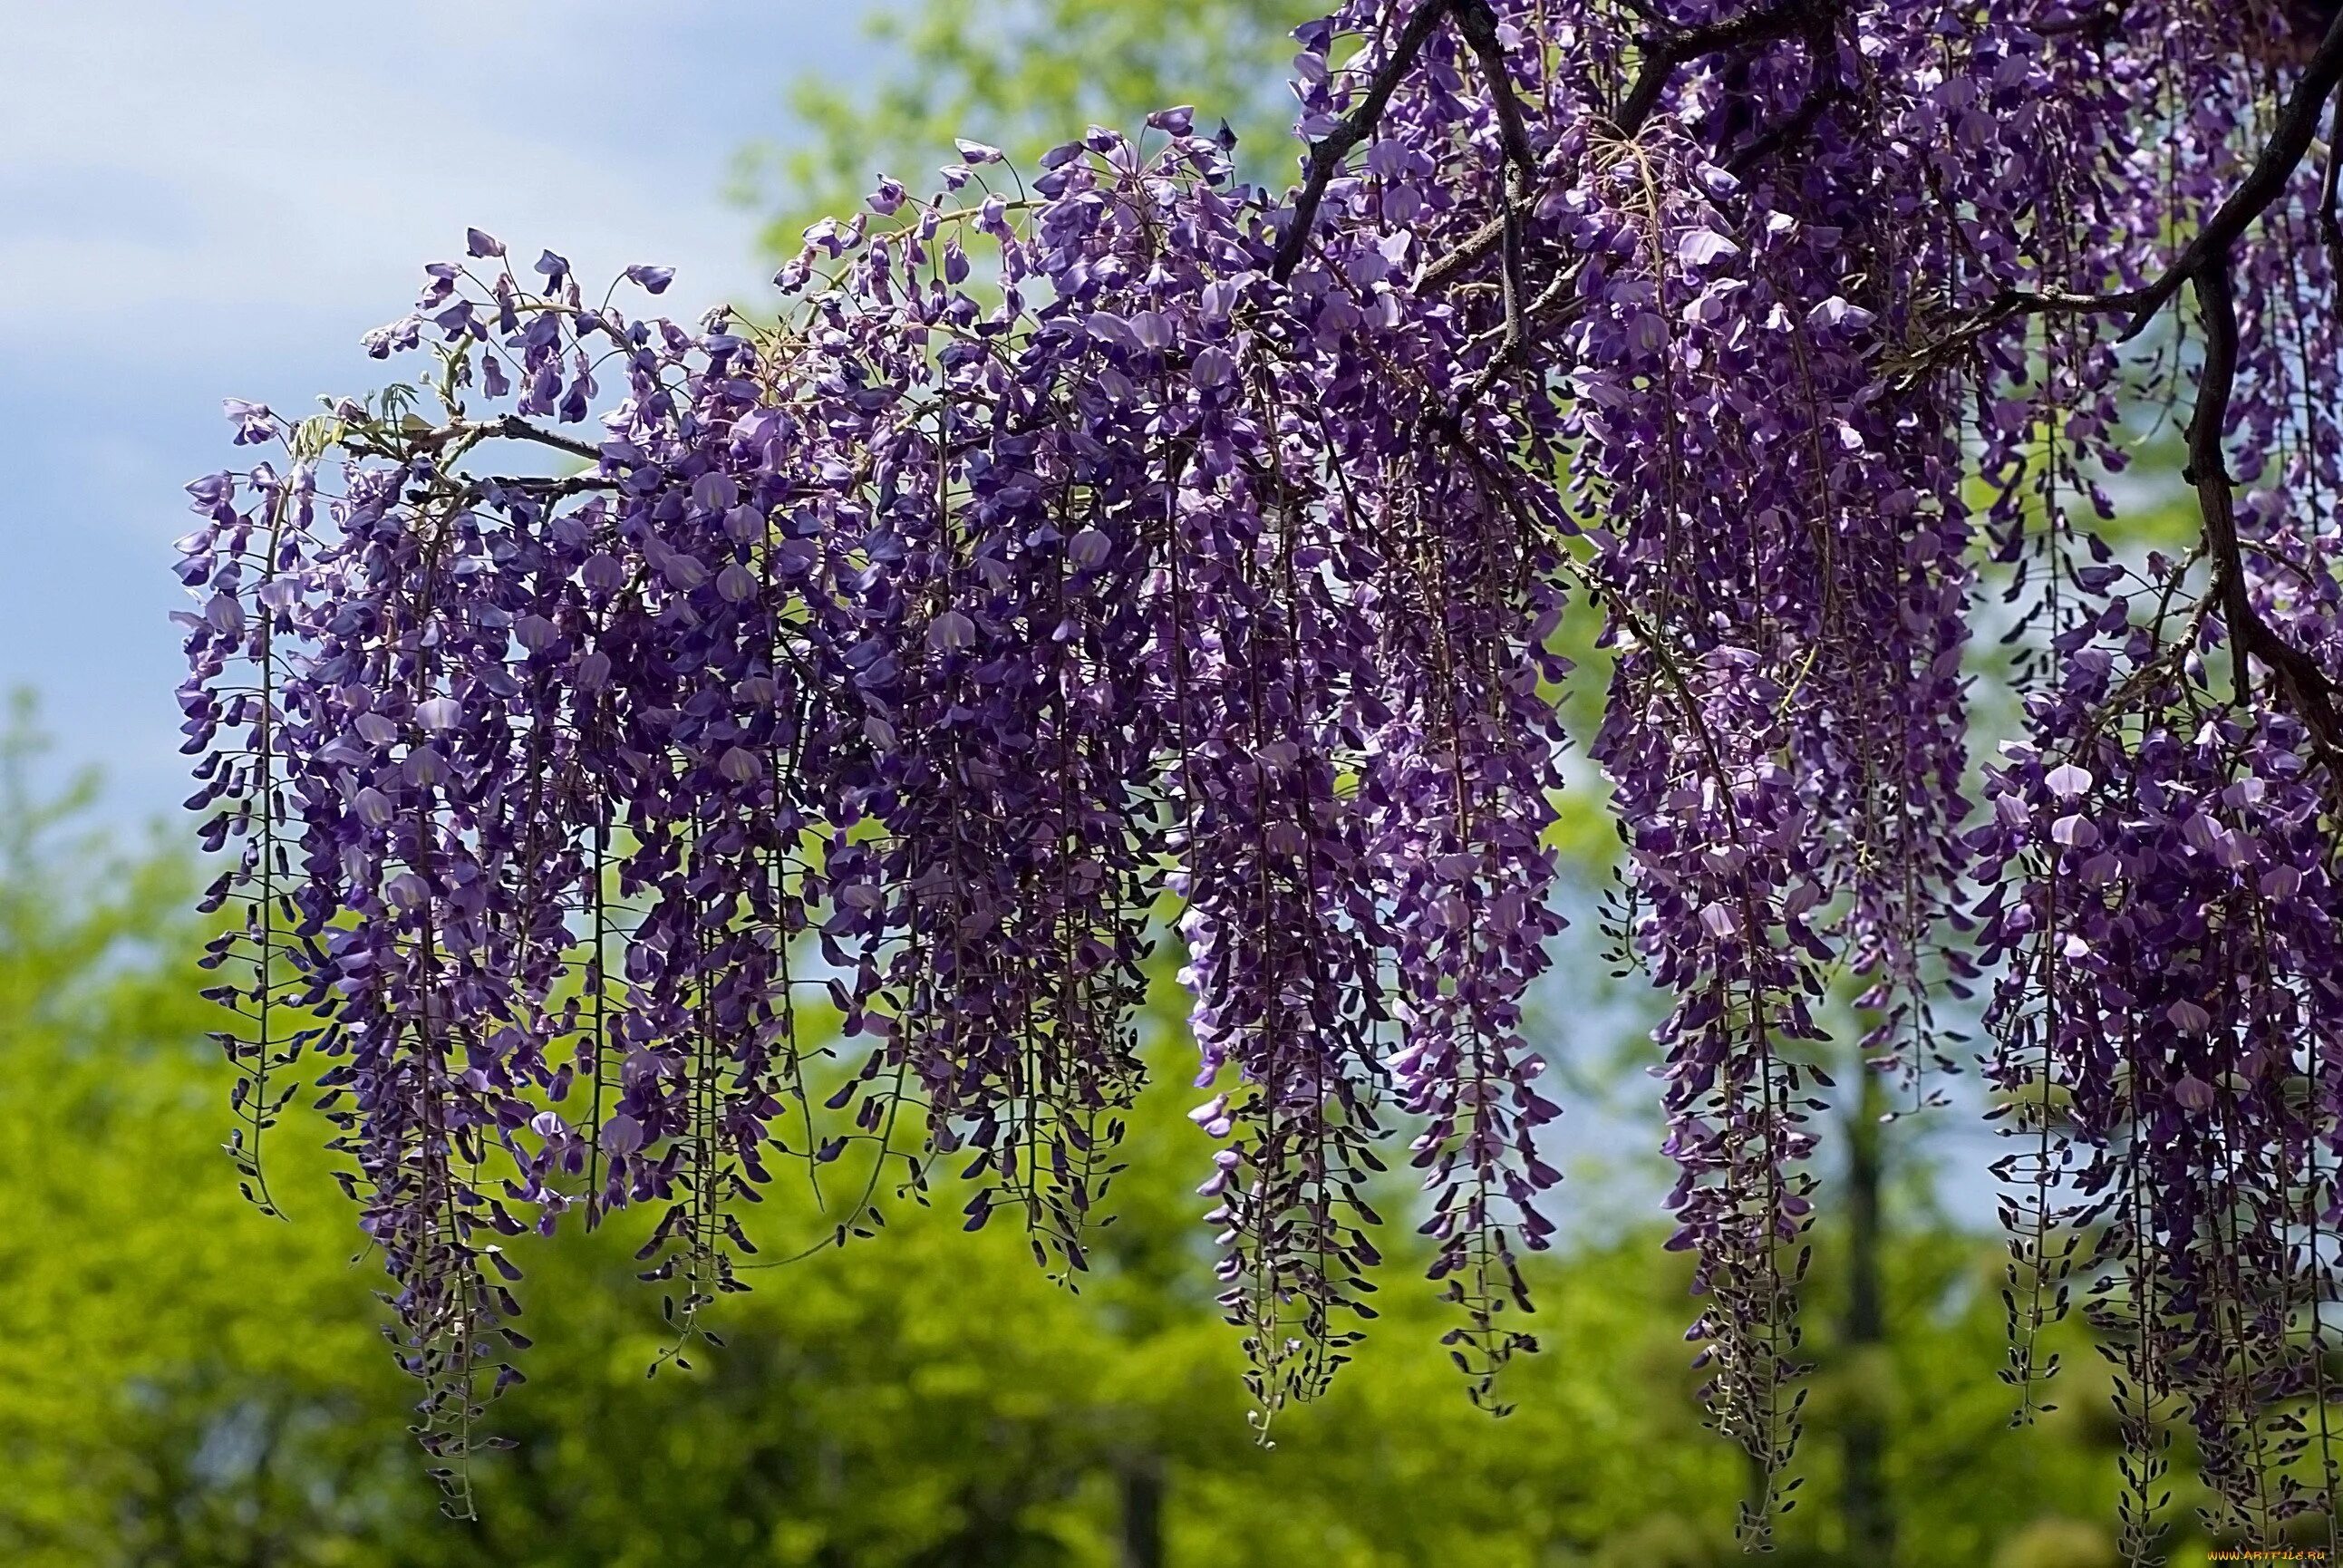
<box><xmin>2186</xmin><ymin>257</ymin><xmax>2257</xmax><ymax>709</ymax></box>
<box><xmin>460</xmin><ymin>413</ymin><xmax>609</xmax><ymax>465</ymax></box>
<box><xmin>1420</xmin><ymin>0</ymin><xmax>1841</xmax><ymax>292</ymax></box>
<box><xmin>1612</xmin><ymin>0</ymin><xmax>1839</xmax><ymax>140</ymax></box>
<box><xmin>1273</xmin><ymin>0</ymin><xmax>1460</xmax><ymax>283</ymax></box>
<box><xmin>1451</xmin><ymin>0</ymin><xmax>1539</xmax><ymax>184</ymax></box>
<box><xmin>2184</xmin><ymin>254</ymin><xmax>2343</xmax><ymax>768</ymax></box>
<box><xmin>2120</xmin><ymin>5</ymin><xmax>2343</xmax><ymax>340</ymax></box>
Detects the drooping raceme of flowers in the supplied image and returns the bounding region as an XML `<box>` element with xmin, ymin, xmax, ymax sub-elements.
<box><xmin>179</xmin><ymin>0</ymin><xmax>2343</xmax><ymax>1544</ymax></box>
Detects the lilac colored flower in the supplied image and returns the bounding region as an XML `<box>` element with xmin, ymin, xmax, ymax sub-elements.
<box><xmin>714</xmin><ymin>563</ymin><xmax>758</xmax><ymax>605</ymax></box>
<box><xmin>599</xmin><ymin>1114</ymin><xmax>644</xmax><ymax>1157</ymax></box>
<box><xmin>925</xmin><ymin>608</ymin><xmax>974</xmax><ymax>650</ymax></box>
<box><xmin>2046</xmin><ymin>762</ymin><xmax>2093</xmax><ymax>799</ymax></box>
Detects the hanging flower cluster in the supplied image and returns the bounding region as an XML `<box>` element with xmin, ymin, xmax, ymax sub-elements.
<box><xmin>179</xmin><ymin>0</ymin><xmax>2343</xmax><ymax>1544</ymax></box>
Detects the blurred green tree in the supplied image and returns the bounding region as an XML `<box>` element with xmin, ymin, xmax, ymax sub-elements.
<box><xmin>0</xmin><ymin>700</ymin><xmax>425</xmax><ymax>1567</ymax></box>
<box><xmin>733</xmin><ymin>0</ymin><xmax>1317</xmax><ymax>259</ymax></box>
<box><xmin>0</xmin><ymin>692</ymin><xmax>2200</xmax><ymax>1566</ymax></box>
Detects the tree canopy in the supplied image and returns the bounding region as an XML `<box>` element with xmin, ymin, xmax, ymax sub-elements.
<box><xmin>176</xmin><ymin>0</ymin><xmax>2343</xmax><ymax>1554</ymax></box>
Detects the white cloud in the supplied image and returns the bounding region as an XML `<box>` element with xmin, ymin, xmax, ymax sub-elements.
<box><xmin>0</xmin><ymin>0</ymin><xmax>867</xmax><ymax>335</ymax></box>
<box><xmin>0</xmin><ymin>0</ymin><xmax>874</xmax><ymax>824</ymax></box>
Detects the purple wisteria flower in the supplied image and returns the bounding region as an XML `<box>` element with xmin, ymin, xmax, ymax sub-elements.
<box><xmin>178</xmin><ymin>0</ymin><xmax>2343</xmax><ymax>1542</ymax></box>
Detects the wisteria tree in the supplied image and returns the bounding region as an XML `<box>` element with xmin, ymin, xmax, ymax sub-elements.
<box><xmin>176</xmin><ymin>0</ymin><xmax>2343</xmax><ymax>1553</ymax></box>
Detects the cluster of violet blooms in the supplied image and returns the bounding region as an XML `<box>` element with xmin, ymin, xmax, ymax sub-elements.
<box><xmin>177</xmin><ymin>0</ymin><xmax>2343</xmax><ymax>1543</ymax></box>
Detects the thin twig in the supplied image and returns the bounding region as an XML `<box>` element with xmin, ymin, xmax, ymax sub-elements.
<box><xmin>454</xmin><ymin>472</ymin><xmax>622</xmax><ymax>507</ymax></box>
<box><xmin>1419</xmin><ymin>208</ymin><xmax>1524</xmax><ymax>292</ymax></box>
<box><xmin>1726</xmin><ymin>65</ymin><xmax>1843</xmax><ymax>178</ymax></box>
<box><xmin>2321</xmin><ymin>83</ymin><xmax>2343</xmax><ymax>266</ymax></box>
<box><xmin>360</xmin><ymin>412</ymin><xmax>613</xmax><ymax>468</ymax></box>
<box><xmin>2028</xmin><ymin>4</ymin><xmax>2124</xmax><ymax>43</ymax></box>
<box><xmin>1459</xmin><ymin>201</ymin><xmax>1531</xmax><ymax>405</ymax></box>
<box><xmin>1453</xmin><ymin>0</ymin><xmax>1540</xmax><ymax>402</ymax></box>
<box><xmin>462</xmin><ymin>413</ymin><xmax>609</xmax><ymax>465</ymax></box>
<box><xmin>1885</xmin><ymin>286</ymin><xmax>2147</xmax><ymax>391</ymax></box>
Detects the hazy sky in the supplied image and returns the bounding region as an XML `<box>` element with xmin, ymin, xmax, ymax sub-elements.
<box><xmin>0</xmin><ymin>0</ymin><xmax>874</xmax><ymax>823</ymax></box>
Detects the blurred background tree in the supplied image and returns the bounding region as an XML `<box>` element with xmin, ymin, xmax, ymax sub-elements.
<box><xmin>0</xmin><ymin>688</ymin><xmax>2154</xmax><ymax>1564</ymax></box>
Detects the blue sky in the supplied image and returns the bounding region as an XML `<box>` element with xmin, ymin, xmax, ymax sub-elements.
<box><xmin>0</xmin><ymin>0</ymin><xmax>876</xmax><ymax>825</ymax></box>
